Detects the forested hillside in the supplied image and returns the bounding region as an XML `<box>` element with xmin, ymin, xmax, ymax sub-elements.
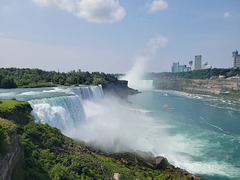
<box><xmin>148</xmin><ymin>68</ymin><xmax>240</xmax><ymax>79</ymax></box>
<box><xmin>0</xmin><ymin>68</ymin><xmax>118</xmax><ymax>88</ymax></box>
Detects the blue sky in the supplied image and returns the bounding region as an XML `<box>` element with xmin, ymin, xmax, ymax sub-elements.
<box><xmin>0</xmin><ymin>0</ymin><xmax>240</xmax><ymax>73</ymax></box>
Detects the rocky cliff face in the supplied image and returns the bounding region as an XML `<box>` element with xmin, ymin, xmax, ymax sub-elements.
<box><xmin>0</xmin><ymin>131</ymin><xmax>21</xmax><ymax>180</ymax></box>
<box><xmin>102</xmin><ymin>80</ymin><xmax>139</xmax><ymax>98</ymax></box>
<box><xmin>187</xmin><ymin>79</ymin><xmax>240</xmax><ymax>90</ymax></box>
<box><xmin>0</xmin><ymin>99</ymin><xmax>32</xmax><ymax>180</ymax></box>
<box><xmin>153</xmin><ymin>77</ymin><xmax>183</xmax><ymax>90</ymax></box>
<box><xmin>153</xmin><ymin>77</ymin><xmax>240</xmax><ymax>94</ymax></box>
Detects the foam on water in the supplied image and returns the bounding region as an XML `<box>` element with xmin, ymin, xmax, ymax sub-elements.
<box><xmin>0</xmin><ymin>92</ymin><xmax>16</xmax><ymax>98</ymax></box>
<box><xmin>152</xmin><ymin>131</ymin><xmax>240</xmax><ymax>179</ymax></box>
<box><xmin>42</xmin><ymin>87</ymin><xmax>68</xmax><ymax>93</ymax></box>
<box><xmin>20</xmin><ymin>91</ymin><xmax>44</xmax><ymax>96</ymax></box>
<box><xmin>173</xmin><ymin>158</ymin><xmax>240</xmax><ymax>178</ymax></box>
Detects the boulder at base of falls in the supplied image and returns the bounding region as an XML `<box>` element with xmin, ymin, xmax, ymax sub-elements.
<box><xmin>155</xmin><ymin>156</ymin><xmax>168</xmax><ymax>170</ymax></box>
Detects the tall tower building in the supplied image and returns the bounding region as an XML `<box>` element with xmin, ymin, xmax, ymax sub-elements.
<box><xmin>195</xmin><ymin>55</ymin><xmax>202</xmax><ymax>70</ymax></box>
<box><xmin>172</xmin><ymin>62</ymin><xmax>179</xmax><ymax>73</ymax></box>
<box><xmin>232</xmin><ymin>50</ymin><xmax>240</xmax><ymax>68</ymax></box>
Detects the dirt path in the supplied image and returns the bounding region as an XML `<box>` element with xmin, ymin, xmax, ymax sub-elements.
<box><xmin>77</xmin><ymin>147</ymin><xmax>111</xmax><ymax>180</ymax></box>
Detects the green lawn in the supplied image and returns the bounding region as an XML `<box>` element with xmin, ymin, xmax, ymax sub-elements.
<box><xmin>0</xmin><ymin>99</ymin><xmax>28</xmax><ymax>113</ymax></box>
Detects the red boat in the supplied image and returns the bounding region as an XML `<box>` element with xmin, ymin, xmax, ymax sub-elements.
<box><xmin>164</xmin><ymin>104</ymin><xmax>172</xmax><ymax>108</ymax></box>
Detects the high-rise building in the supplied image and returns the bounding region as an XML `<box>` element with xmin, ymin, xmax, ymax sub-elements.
<box><xmin>178</xmin><ymin>65</ymin><xmax>191</xmax><ymax>72</ymax></box>
<box><xmin>172</xmin><ymin>62</ymin><xmax>179</xmax><ymax>73</ymax></box>
<box><xmin>232</xmin><ymin>50</ymin><xmax>240</xmax><ymax>68</ymax></box>
<box><xmin>195</xmin><ymin>55</ymin><xmax>202</xmax><ymax>70</ymax></box>
<box><xmin>171</xmin><ymin>62</ymin><xmax>191</xmax><ymax>73</ymax></box>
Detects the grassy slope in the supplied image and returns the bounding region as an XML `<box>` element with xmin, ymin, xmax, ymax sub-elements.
<box><xmin>98</xmin><ymin>153</ymin><xmax>193</xmax><ymax>180</ymax></box>
<box><xmin>0</xmin><ymin>99</ymin><xmax>25</xmax><ymax>110</ymax></box>
<box><xmin>0</xmin><ymin>101</ymin><xmax>18</xmax><ymax>157</ymax></box>
<box><xmin>0</xmin><ymin>99</ymin><xmax>34</xmax><ymax>124</ymax></box>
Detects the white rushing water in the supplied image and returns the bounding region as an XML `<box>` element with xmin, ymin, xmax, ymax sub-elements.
<box><xmin>30</xmin><ymin>95</ymin><xmax>86</xmax><ymax>132</ymax></box>
<box><xmin>29</xmin><ymin>85</ymin><xmax>103</xmax><ymax>134</ymax></box>
<box><xmin>127</xmin><ymin>79</ymin><xmax>153</xmax><ymax>90</ymax></box>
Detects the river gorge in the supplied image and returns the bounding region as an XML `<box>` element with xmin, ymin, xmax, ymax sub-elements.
<box><xmin>0</xmin><ymin>85</ymin><xmax>240</xmax><ymax>180</ymax></box>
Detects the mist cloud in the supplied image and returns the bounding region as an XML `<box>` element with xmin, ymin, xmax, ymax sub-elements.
<box><xmin>33</xmin><ymin>0</ymin><xmax>126</xmax><ymax>23</ymax></box>
<box><xmin>68</xmin><ymin>96</ymin><xmax>169</xmax><ymax>153</ymax></box>
<box><xmin>121</xmin><ymin>35</ymin><xmax>168</xmax><ymax>90</ymax></box>
<box><xmin>146</xmin><ymin>35</ymin><xmax>168</xmax><ymax>54</ymax></box>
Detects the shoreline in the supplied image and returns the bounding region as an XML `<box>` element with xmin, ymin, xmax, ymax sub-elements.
<box><xmin>178</xmin><ymin>89</ymin><xmax>240</xmax><ymax>101</ymax></box>
<box><xmin>153</xmin><ymin>77</ymin><xmax>240</xmax><ymax>101</ymax></box>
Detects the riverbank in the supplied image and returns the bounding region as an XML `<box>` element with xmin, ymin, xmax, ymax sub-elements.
<box><xmin>153</xmin><ymin>77</ymin><xmax>240</xmax><ymax>101</ymax></box>
<box><xmin>180</xmin><ymin>88</ymin><xmax>240</xmax><ymax>101</ymax></box>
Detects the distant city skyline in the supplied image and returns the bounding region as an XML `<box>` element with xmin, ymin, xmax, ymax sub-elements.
<box><xmin>171</xmin><ymin>53</ymin><xmax>216</xmax><ymax>72</ymax></box>
<box><xmin>0</xmin><ymin>0</ymin><xmax>240</xmax><ymax>73</ymax></box>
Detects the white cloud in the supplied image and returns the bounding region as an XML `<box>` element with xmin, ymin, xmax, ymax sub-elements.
<box><xmin>33</xmin><ymin>0</ymin><xmax>126</xmax><ymax>23</ymax></box>
<box><xmin>77</xmin><ymin>0</ymin><xmax>126</xmax><ymax>23</ymax></box>
<box><xmin>149</xmin><ymin>0</ymin><xmax>168</xmax><ymax>12</ymax></box>
<box><xmin>224</xmin><ymin>12</ymin><xmax>231</xmax><ymax>18</ymax></box>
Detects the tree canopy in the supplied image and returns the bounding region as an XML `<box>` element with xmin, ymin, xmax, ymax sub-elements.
<box><xmin>0</xmin><ymin>68</ymin><xmax>118</xmax><ymax>88</ymax></box>
<box><xmin>148</xmin><ymin>68</ymin><xmax>240</xmax><ymax>79</ymax></box>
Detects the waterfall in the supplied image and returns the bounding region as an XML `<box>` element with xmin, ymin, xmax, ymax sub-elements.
<box><xmin>28</xmin><ymin>85</ymin><xmax>104</xmax><ymax>133</ymax></box>
<box><xmin>29</xmin><ymin>95</ymin><xmax>86</xmax><ymax>133</ymax></box>
<box><xmin>128</xmin><ymin>80</ymin><xmax>153</xmax><ymax>90</ymax></box>
<box><xmin>70</xmin><ymin>85</ymin><xmax>104</xmax><ymax>100</ymax></box>
<box><xmin>142</xmin><ymin>80</ymin><xmax>153</xmax><ymax>90</ymax></box>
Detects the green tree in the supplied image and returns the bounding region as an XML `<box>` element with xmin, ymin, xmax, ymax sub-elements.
<box><xmin>0</xmin><ymin>74</ymin><xmax>3</xmax><ymax>87</ymax></box>
<box><xmin>93</xmin><ymin>77</ymin><xmax>108</xmax><ymax>85</ymax></box>
<box><xmin>49</xmin><ymin>163</ymin><xmax>78</xmax><ymax>180</ymax></box>
<box><xmin>1</xmin><ymin>76</ymin><xmax>17</xmax><ymax>88</ymax></box>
